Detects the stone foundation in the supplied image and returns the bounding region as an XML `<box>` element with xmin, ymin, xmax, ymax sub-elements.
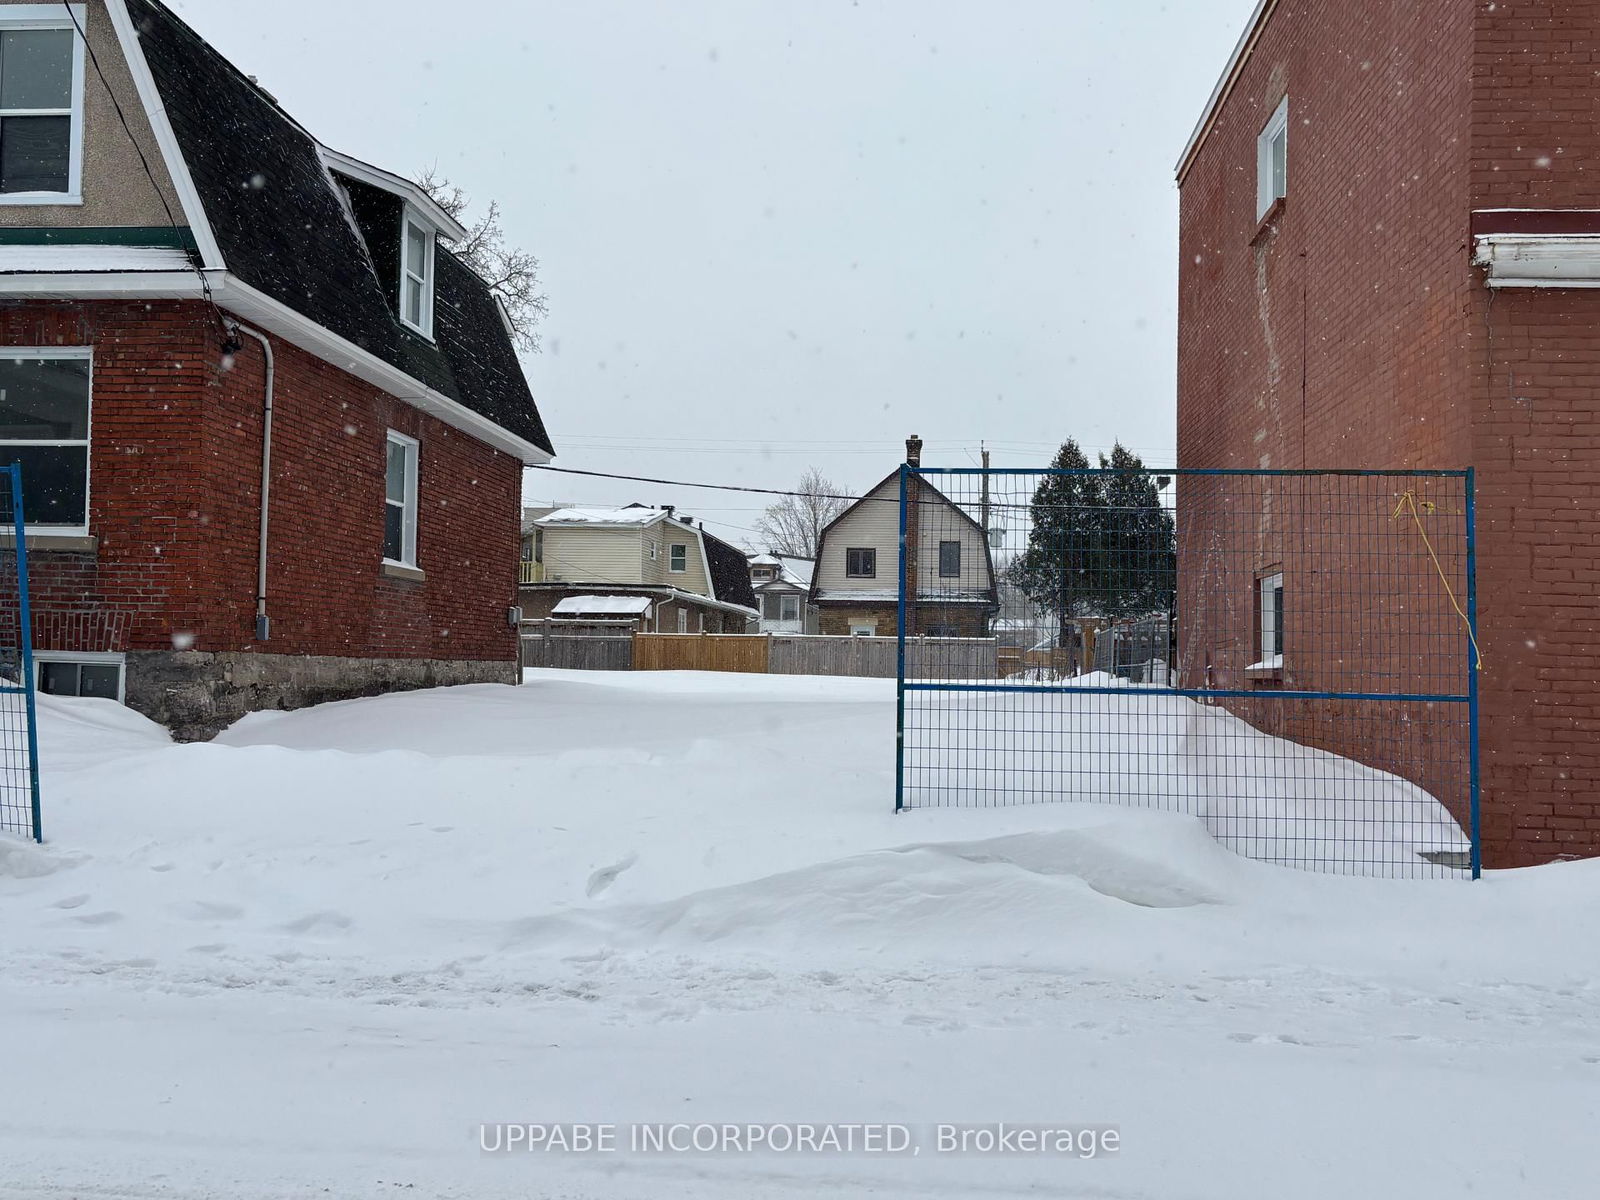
<box><xmin>125</xmin><ymin>650</ymin><xmax>519</xmax><ymax>742</ymax></box>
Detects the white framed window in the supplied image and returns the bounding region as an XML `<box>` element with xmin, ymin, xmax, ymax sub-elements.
<box><xmin>676</xmin><ymin>607</ymin><xmax>688</xmax><ymax>633</ymax></box>
<box><xmin>646</xmin><ymin>540</ymin><xmax>658</xmax><ymax>561</ymax></box>
<box><xmin>1258</xmin><ymin>570</ymin><xmax>1284</xmax><ymax>667</ymax></box>
<box><xmin>0</xmin><ymin>7</ymin><xmax>85</xmax><ymax>204</ymax></box>
<box><xmin>399</xmin><ymin>208</ymin><xmax>435</xmax><ymax>337</ymax></box>
<box><xmin>669</xmin><ymin>543</ymin><xmax>687</xmax><ymax>573</ymax></box>
<box><xmin>35</xmin><ymin>649</ymin><xmax>122</xmax><ymax>701</ymax></box>
<box><xmin>780</xmin><ymin>594</ymin><xmax>800</xmax><ymax>623</ymax></box>
<box><xmin>938</xmin><ymin>540</ymin><xmax>961</xmax><ymax>578</ymax></box>
<box><xmin>0</xmin><ymin>347</ymin><xmax>91</xmax><ymax>531</ymax></box>
<box><xmin>697</xmin><ymin>610</ymin><xmax>705</xmax><ymax>633</ymax></box>
<box><xmin>850</xmin><ymin>622</ymin><xmax>876</xmax><ymax>637</ymax></box>
<box><xmin>1256</xmin><ymin>95</ymin><xmax>1289</xmax><ymax>219</ymax></box>
<box><xmin>383</xmin><ymin>430</ymin><xmax>418</xmax><ymax>567</ymax></box>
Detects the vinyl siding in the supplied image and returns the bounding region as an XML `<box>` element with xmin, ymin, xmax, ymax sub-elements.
<box><xmin>540</xmin><ymin>526</ymin><xmax>645</xmax><ymax>584</ymax></box>
<box><xmin>814</xmin><ymin>475</ymin><xmax>992</xmax><ymax>596</ymax></box>
<box><xmin>647</xmin><ymin>522</ymin><xmax>713</xmax><ymax>597</ymax></box>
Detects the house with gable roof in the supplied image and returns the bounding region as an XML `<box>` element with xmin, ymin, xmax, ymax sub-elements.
<box><xmin>0</xmin><ymin>0</ymin><xmax>551</xmax><ymax>737</ymax></box>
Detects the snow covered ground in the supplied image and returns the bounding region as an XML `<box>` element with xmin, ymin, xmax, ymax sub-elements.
<box><xmin>2</xmin><ymin>669</ymin><xmax>1596</xmax><ymax>1198</ymax></box>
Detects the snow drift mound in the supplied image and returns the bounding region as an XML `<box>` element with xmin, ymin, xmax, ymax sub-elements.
<box><xmin>503</xmin><ymin>812</ymin><xmax>1247</xmax><ymax>963</ymax></box>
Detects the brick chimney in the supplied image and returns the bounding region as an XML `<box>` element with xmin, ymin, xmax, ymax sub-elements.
<box><xmin>903</xmin><ymin>434</ymin><xmax>922</xmax><ymax>636</ymax></box>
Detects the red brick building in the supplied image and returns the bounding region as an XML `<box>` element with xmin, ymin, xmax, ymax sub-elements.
<box><xmin>0</xmin><ymin>0</ymin><xmax>551</xmax><ymax>738</ymax></box>
<box><xmin>1176</xmin><ymin>0</ymin><xmax>1600</xmax><ymax>865</ymax></box>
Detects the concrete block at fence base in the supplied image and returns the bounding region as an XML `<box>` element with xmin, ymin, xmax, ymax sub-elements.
<box><xmin>125</xmin><ymin>650</ymin><xmax>518</xmax><ymax>742</ymax></box>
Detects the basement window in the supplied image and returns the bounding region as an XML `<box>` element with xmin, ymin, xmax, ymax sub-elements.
<box><xmin>0</xmin><ymin>348</ymin><xmax>91</xmax><ymax>530</ymax></box>
<box><xmin>35</xmin><ymin>650</ymin><xmax>123</xmax><ymax>701</ymax></box>
<box><xmin>399</xmin><ymin>208</ymin><xmax>435</xmax><ymax>337</ymax></box>
<box><xmin>1256</xmin><ymin>96</ymin><xmax>1288</xmax><ymax>219</ymax></box>
<box><xmin>0</xmin><ymin>10</ymin><xmax>84</xmax><ymax>202</ymax></box>
<box><xmin>383</xmin><ymin>430</ymin><xmax>419</xmax><ymax>567</ymax></box>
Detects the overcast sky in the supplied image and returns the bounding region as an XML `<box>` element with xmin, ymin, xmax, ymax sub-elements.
<box><xmin>177</xmin><ymin>0</ymin><xmax>1251</xmax><ymax>548</ymax></box>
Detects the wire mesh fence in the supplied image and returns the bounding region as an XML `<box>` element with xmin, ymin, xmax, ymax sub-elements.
<box><xmin>895</xmin><ymin>466</ymin><xmax>1478</xmax><ymax>879</ymax></box>
<box><xmin>0</xmin><ymin>465</ymin><xmax>42</xmax><ymax>842</ymax></box>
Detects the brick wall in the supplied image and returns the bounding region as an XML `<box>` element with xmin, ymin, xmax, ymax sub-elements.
<box><xmin>0</xmin><ymin>299</ymin><xmax>521</xmax><ymax>668</ymax></box>
<box><xmin>817</xmin><ymin>603</ymin><xmax>989</xmax><ymax>638</ymax></box>
<box><xmin>1178</xmin><ymin>0</ymin><xmax>1600</xmax><ymax>866</ymax></box>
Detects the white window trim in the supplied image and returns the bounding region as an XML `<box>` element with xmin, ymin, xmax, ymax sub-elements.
<box><xmin>0</xmin><ymin>5</ymin><xmax>87</xmax><ymax>206</ymax></box>
<box><xmin>0</xmin><ymin>345</ymin><xmax>92</xmax><ymax>534</ymax></box>
<box><xmin>34</xmin><ymin>648</ymin><xmax>124</xmax><ymax>702</ymax></box>
<box><xmin>676</xmin><ymin>607</ymin><xmax>687</xmax><ymax>633</ymax></box>
<box><xmin>1258</xmin><ymin>570</ymin><xmax>1284</xmax><ymax>665</ymax></box>
<box><xmin>668</xmin><ymin>542</ymin><xmax>688</xmax><ymax>574</ymax></box>
<box><xmin>398</xmin><ymin>206</ymin><xmax>435</xmax><ymax>338</ymax></box>
<box><xmin>1256</xmin><ymin>96</ymin><xmax>1289</xmax><ymax>219</ymax></box>
<box><xmin>850</xmin><ymin>623</ymin><xmax>876</xmax><ymax>637</ymax></box>
<box><xmin>383</xmin><ymin>429</ymin><xmax>419</xmax><ymax>568</ymax></box>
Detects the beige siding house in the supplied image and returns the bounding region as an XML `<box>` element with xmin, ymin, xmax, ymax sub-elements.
<box><xmin>809</xmin><ymin>441</ymin><xmax>997</xmax><ymax>637</ymax></box>
<box><xmin>520</xmin><ymin>506</ymin><xmax>758</xmax><ymax>634</ymax></box>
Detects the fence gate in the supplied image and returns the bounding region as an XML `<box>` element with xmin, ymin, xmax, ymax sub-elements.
<box><xmin>0</xmin><ymin>465</ymin><xmax>42</xmax><ymax>842</ymax></box>
<box><xmin>895</xmin><ymin>466</ymin><xmax>1479</xmax><ymax>879</ymax></box>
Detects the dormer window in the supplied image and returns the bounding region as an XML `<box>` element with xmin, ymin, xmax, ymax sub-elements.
<box><xmin>399</xmin><ymin>208</ymin><xmax>434</xmax><ymax>337</ymax></box>
<box><xmin>0</xmin><ymin>9</ymin><xmax>85</xmax><ymax>202</ymax></box>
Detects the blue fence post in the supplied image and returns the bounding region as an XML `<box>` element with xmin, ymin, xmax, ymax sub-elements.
<box><xmin>1465</xmin><ymin>467</ymin><xmax>1481</xmax><ymax>880</ymax></box>
<box><xmin>11</xmin><ymin>465</ymin><xmax>41</xmax><ymax>843</ymax></box>
<box><xmin>894</xmin><ymin>463</ymin><xmax>909</xmax><ymax>813</ymax></box>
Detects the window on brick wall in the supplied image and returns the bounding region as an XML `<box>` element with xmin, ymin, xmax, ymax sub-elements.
<box><xmin>35</xmin><ymin>650</ymin><xmax>122</xmax><ymax>701</ymax></box>
<box><xmin>1255</xmin><ymin>570</ymin><xmax>1284</xmax><ymax>669</ymax></box>
<box><xmin>0</xmin><ymin>11</ymin><xmax>84</xmax><ymax>202</ymax></box>
<box><xmin>1256</xmin><ymin>96</ymin><xmax>1288</xmax><ymax>219</ymax></box>
<box><xmin>0</xmin><ymin>348</ymin><xmax>91</xmax><ymax>529</ymax></box>
<box><xmin>383</xmin><ymin>430</ymin><xmax>419</xmax><ymax>566</ymax></box>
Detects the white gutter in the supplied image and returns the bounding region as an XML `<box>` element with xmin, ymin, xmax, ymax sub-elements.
<box><xmin>225</xmin><ymin>322</ymin><xmax>275</xmax><ymax>641</ymax></box>
<box><xmin>1174</xmin><ymin>0</ymin><xmax>1279</xmax><ymax>184</ymax></box>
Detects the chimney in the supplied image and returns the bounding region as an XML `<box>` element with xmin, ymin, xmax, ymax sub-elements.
<box><xmin>903</xmin><ymin>433</ymin><xmax>922</xmax><ymax>637</ymax></box>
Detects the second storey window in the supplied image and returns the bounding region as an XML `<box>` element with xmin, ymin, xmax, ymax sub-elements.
<box><xmin>399</xmin><ymin>209</ymin><xmax>434</xmax><ymax>337</ymax></box>
<box><xmin>845</xmin><ymin>547</ymin><xmax>876</xmax><ymax>578</ymax></box>
<box><xmin>669</xmin><ymin>543</ymin><xmax>687</xmax><ymax>573</ymax></box>
<box><xmin>1256</xmin><ymin>96</ymin><xmax>1288</xmax><ymax>219</ymax></box>
<box><xmin>0</xmin><ymin>349</ymin><xmax>91</xmax><ymax>528</ymax></box>
<box><xmin>0</xmin><ymin>16</ymin><xmax>83</xmax><ymax>200</ymax></box>
<box><xmin>938</xmin><ymin>540</ymin><xmax>961</xmax><ymax>578</ymax></box>
<box><xmin>384</xmin><ymin>430</ymin><xmax>418</xmax><ymax>566</ymax></box>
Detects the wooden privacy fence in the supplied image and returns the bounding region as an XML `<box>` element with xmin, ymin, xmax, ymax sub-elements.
<box><xmin>521</xmin><ymin>626</ymin><xmax>1000</xmax><ymax>679</ymax></box>
<box><xmin>521</xmin><ymin>619</ymin><xmax>634</xmax><ymax>671</ymax></box>
<box><xmin>771</xmin><ymin>635</ymin><xmax>997</xmax><ymax>680</ymax></box>
<box><xmin>634</xmin><ymin>633</ymin><xmax>769</xmax><ymax>673</ymax></box>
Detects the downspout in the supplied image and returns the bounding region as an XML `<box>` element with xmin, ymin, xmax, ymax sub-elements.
<box><xmin>226</xmin><ymin>323</ymin><xmax>275</xmax><ymax>641</ymax></box>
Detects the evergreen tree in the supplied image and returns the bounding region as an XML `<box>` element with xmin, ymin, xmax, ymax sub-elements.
<box><xmin>1010</xmin><ymin>441</ymin><xmax>1175</xmax><ymax>641</ymax></box>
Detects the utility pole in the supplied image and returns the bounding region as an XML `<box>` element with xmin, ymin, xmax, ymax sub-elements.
<box><xmin>980</xmin><ymin>443</ymin><xmax>991</xmax><ymax>542</ymax></box>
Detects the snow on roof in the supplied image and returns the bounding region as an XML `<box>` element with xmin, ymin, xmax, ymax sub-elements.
<box><xmin>0</xmin><ymin>244</ymin><xmax>195</xmax><ymax>272</ymax></box>
<box><xmin>537</xmin><ymin>507</ymin><xmax>667</xmax><ymax>527</ymax></box>
<box><xmin>551</xmin><ymin>594</ymin><xmax>654</xmax><ymax>615</ymax></box>
<box><xmin>749</xmin><ymin>552</ymin><xmax>814</xmax><ymax>587</ymax></box>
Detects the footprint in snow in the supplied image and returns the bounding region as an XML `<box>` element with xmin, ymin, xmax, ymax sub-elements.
<box><xmin>586</xmin><ymin>853</ymin><xmax>638</xmax><ymax>898</ymax></box>
<box><xmin>73</xmin><ymin>911</ymin><xmax>123</xmax><ymax>926</ymax></box>
<box><xmin>51</xmin><ymin>893</ymin><xmax>90</xmax><ymax>910</ymax></box>
<box><xmin>282</xmin><ymin>911</ymin><xmax>353</xmax><ymax>935</ymax></box>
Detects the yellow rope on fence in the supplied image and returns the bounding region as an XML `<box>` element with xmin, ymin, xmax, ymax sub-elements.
<box><xmin>1392</xmin><ymin>491</ymin><xmax>1483</xmax><ymax>671</ymax></box>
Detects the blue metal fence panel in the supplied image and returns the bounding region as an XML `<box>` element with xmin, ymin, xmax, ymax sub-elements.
<box><xmin>896</xmin><ymin>465</ymin><xmax>1479</xmax><ymax>879</ymax></box>
<box><xmin>0</xmin><ymin>464</ymin><xmax>42</xmax><ymax>842</ymax></box>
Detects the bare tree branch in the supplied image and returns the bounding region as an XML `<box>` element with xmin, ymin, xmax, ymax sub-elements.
<box><xmin>416</xmin><ymin>169</ymin><xmax>548</xmax><ymax>353</ymax></box>
<box><xmin>754</xmin><ymin>468</ymin><xmax>851</xmax><ymax>559</ymax></box>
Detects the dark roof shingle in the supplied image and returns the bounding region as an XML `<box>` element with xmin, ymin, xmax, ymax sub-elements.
<box><xmin>127</xmin><ymin>0</ymin><xmax>552</xmax><ymax>456</ymax></box>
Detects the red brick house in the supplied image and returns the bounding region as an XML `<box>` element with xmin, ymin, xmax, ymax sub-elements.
<box><xmin>0</xmin><ymin>0</ymin><xmax>552</xmax><ymax>738</ymax></box>
<box><xmin>1176</xmin><ymin>0</ymin><xmax>1600</xmax><ymax>866</ymax></box>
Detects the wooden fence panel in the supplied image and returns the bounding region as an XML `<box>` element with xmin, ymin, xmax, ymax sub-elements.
<box><xmin>634</xmin><ymin>633</ymin><xmax>770</xmax><ymax>673</ymax></box>
<box><xmin>770</xmin><ymin>635</ymin><xmax>997</xmax><ymax>679</ymax></box>
<box><xmin>521</xmin><ymin>622</ymin><xmax>634</xmax><ymax>671</ymax></box>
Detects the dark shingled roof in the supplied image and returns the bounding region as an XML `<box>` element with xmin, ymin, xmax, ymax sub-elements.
<box><xmin>700</xmin><ymin>530</ymin><xmax>759</xmax><ymax>612</ymax></box>
<box><xmin>126</xmin><ymin>0</ymin><xmax>552</xmax><ymax>456</ymax></box>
